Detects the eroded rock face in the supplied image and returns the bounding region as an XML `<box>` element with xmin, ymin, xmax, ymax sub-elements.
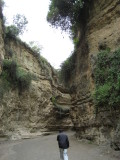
<box><xmin>0</xmin><ymin>36</ymin><xmax>73</xmax><ymax>139</ymax></box>
<box><xmin>87</xmin><ymin>0</ymin><xmax>120</xmax><ymax>55</ymax></box>
<box><xmin>70</xmin><ymin>0</ymin><xmax>120</xmax><ymax>145</ymax></box>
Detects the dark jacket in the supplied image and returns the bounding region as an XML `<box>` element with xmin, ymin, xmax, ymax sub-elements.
<box><xmin>57</xmin><ymin>132</ymin><xmax>69</xmax><ymax>149</ymax></box>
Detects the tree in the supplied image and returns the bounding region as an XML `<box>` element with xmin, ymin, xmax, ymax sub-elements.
<box><xmin>13</xmin><ymin>14</ymin><xmax>28</xmax><ymax>35</ymax></box>
<box><xmin>47</xmin><ymin>0</ymin><xmax>85</xmax><ymax>31</ymax></box>
<box><xmin>5</xmin><ymin>14</ymin><xmax>28</xmax><ymax>37</ymax></box>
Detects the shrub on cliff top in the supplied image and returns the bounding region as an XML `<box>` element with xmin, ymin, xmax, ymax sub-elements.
<box><xmin>5</xmin><ymin>25</ymin><xmax>19</xmax><ymax>37</ymax></box>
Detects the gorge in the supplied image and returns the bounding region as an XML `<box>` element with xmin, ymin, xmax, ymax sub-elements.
<box><xmin>0</xmin><ymin>0</ymin><xmax>120</xmax><ymax>151</ymax></box>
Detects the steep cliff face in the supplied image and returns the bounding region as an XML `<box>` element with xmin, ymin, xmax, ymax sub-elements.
<box><xmin>0</xmin><ymin>36</ymin><xmax>73</xmax><ymax>139</ymax></box>
<box><xmin>87</xmin><ymin>0</ymin><xmax>120</xmax><ymax>55</ymax></box>
<box><xmin>70</xmin><ymin>0</ymin><xmax>120</xmax><ymax>146</ymax></box>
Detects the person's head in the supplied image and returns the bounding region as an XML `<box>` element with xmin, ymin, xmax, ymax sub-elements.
<box><xmin>59</xmin><ymin>129</ymin><xmax>63</xmax><ymax>133</ymax></box>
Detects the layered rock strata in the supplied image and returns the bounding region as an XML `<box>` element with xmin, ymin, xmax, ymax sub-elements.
<box><xmin>0</xmin><ymin>35</ymin><xmax>73</xmax><ymax>139</ymax></box>
<box><xmin>70</xmin><ymin>0</ymin><xmax>120</xmax><ymax>147</ymax></box>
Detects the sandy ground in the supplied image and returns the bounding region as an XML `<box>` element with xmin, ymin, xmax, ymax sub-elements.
<box><xmin>0</xmin><ymin>132</ymin><xmax>120</xmax><ymax>160</ymax></box>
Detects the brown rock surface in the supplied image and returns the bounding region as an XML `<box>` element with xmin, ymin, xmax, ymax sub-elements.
<box><xmin>69</xmin><ymin>0</ymin><xmax>120</xmax><ymax>145</ymax></box>
<box><xmin>0</xmin><ymin>35</ymin><xmax>73</xmax><ymax>139</ymax></box>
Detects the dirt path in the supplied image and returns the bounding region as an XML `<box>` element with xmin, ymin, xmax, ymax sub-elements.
<box><xmin>0</xmin><ymin>132</ymin><xmax>119</xmax><ymax>160</ymax></box>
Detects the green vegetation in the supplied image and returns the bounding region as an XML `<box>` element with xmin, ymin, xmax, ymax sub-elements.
<box><xmin>0</xmin><ymin>77</ymin><xmax>10</xmax><ymax>101</ymax></box>
<box><xmin>93</xmin><ymin>48</ymin><xmax>120</xmax><ymax>110</ymax></box>
<box><xmin>29</xmin><ymin>41</ymin><xmax>42</xmax><ymax>55</ymax></box>
<box><xmin>51</xmin><ymin>96</ymin><xmax>57</xmax><ymax>104</ymax></box>
<box><xmin>16</xmin><ymin>68</ymin><xmax>31</xmax><ymax>92</ymax></box>
<box><xmin>39</xmin><ymin>55</ymin><xmax>50</xmax><ymax>68</ymax></box>
<box><xmin>5</xmin><ymin>25</ymin><xmax>19</xmax><ymax>37</ymax></box>
<box><xmin>47</xmin><ymin>0</ymin><xmax>90</xmax><ymax>46</ymax></box>
<box><xmin>5</xmin><ymin>14</ymin><xmax>28</xmax><ymax>37</ymax></box>
<box><xmin>0</xmin><ymin>59</ymin><xmax>32</xmax><ymax>100</ymax></box>
<box><xmin>73</xmin><ymin>37</ymin><xmax>79</xmax><ymax>48</ymax></box>
<box><xmin>5</xmin><ymin>34</ymin><xmax>52</xmax><ymax>79</ymax></box>
<box><xmin>2</xmin><ymin>59</ymin><xmax>18</xmax><ymax>82</ymax></box>
<box><xmin>60</xmin><ymin>52</ymin><xmax>76</xmax><ymax>85</ymax></box>
<box><xmin>13</xmin><ymin>14</ymin><xmax>28</xmax><ymax>35</ymax></box>
<box><xmin>47</xmin><ymin>0</ymin><xmax>87</xmax><ymax>31</ymax></box>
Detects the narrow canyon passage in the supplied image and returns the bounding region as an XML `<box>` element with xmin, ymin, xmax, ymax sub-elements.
<box><xmin>0</xmin><ymin>132</ymin><xmax>119</xmax><ymax>160</ymax></box>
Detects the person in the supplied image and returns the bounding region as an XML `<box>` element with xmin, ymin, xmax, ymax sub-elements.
<box><xmin>57</xmin><ymin>130</ymin><xmax>69</xmax><ymax>160</ymax></box>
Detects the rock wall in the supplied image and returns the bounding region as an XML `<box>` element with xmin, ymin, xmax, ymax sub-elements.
<box><xmin>87</xmin><ymin>0</ymin><xmax>120</xmax><ymax>55</ymax></box>
<box><xmin>0</xmin><ymin>36</ymin><xmax>73</xmax><ymax>139</ymax></box>
<box><xmin>70</xmin><ymin>0</ymin><xmax>120</xmax><ymax>146</ymax></box>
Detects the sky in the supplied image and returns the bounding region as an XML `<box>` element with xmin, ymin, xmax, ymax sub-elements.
<box><xmin>3</xmin><ymin>0</ymin><xmax>74</xmax><ymax>69</ymax></box>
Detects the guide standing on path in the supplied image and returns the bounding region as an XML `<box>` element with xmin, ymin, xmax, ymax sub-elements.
<box><xmin>57</xmin><ymin>130</ymin><xmax>69</xmax><ymax>160</ymax></box>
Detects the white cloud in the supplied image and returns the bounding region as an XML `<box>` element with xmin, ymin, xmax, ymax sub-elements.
<box><xmin>3</xmin><ymin>0</ymin><xmax>74</xmax><ymax>69</ymax></box>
